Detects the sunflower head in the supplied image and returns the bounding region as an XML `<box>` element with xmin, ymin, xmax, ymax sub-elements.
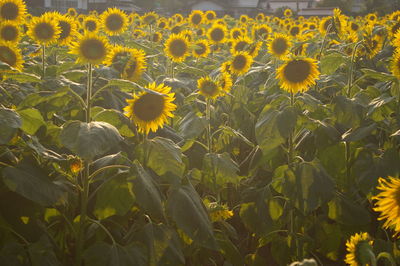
<box><xmin>123</xmin><ymin>82</ymin><xmax>176</xmax><ymax>135</ymax></box>
<box><xmin>57</xmin><ymin>15</ymin><xmax>78</xmax><ymax>45</ymax></box>
<box><xmin>218</xmin><ymin>73</ymin><xmax>233</xmax><ymax>93</ymax></box>
<box><xmin>122</xmin><ymin>49</ymin><xmax>147</xmax><ymax>81</ymax></box>
<box><xmin>0</xmin><ymin>40</ymin><xmax>23</xmax><ymax>71</ymax></box>
<box><xmin>390</xmin><ymin>51</ymin><xmax>400</xmax><ymax>79</ymax></box>
<box><xmin>268</xmin><ymin>33</ymin><xmax>292</xmax><ymax>59</ymax></box>
<box><xmin>83</xmin><ymin>16</ymin><xmax>99</xmax><ymax>32</ymax></box>
<box><xmin>230</xmin><ymin>51</ymin><xmax>253</xmax><ymax>76</ymax></box>
<box><xmin>151</xmin><ymin>32</ymin><xmax>162</xmax><ymax>43</ymax></box>
<box><xmin>193</xmin><ymin>39</ymin><xmax>210</xmax><ymax>58</ymax></box>
<box><xmin>164</xmin><ymin>33</ymin><xmax>190</xmax><ymax>63</ymax></box>
<box><xmin>142</xmin><ymin>11</ymin><xmax>158</xmax><ymax>25</ymax></box>
<box><xmin>205</xmin><ymin>10</ymin><xmax>216</xmax><ymax>23</ymax></box>
<box><xmin>231</xmin><ymin>35</ymin><xmax>252</xmax><ymax>54</ymax></box>
<box><xmin>105</xmin><ymin>45</ymin><xmax>133</xmax><ymax>73</ymax></box>
<box><xmin>252</xmin><ymin>24</ymin><xmax>271</xmax><ymax>40</ymax></box>
<box><xmin>70</xmin><ymin>32</ymin><xmax>110</xmax><ymax>65</ymax></box>
<box><xmin>208</xmin><ymin>24</ymin><xmax>227</xmax><ymax>44</ymax></box>
<box><xmin>157</xmin><ymin>18</ymin><xmax>167</xmax><ymax>29</ymax></box>
<box><xmin>284</xmin><ymin>9</ymin><xmax>293</xmax><ymax>18</ymax></box>
<box><xmin>101</xmin><ymin>7</ymin><xmax>128</xmax><ymax>36</ymax></box>
<box><xmin>27</xmin><ymin>14</ymin><xmax>61</xmax><ymax>45</ymax></box>
<box><xmin>344</xmin><ymin>232</ymin><xmax>374</xmax><ymax>266</ymax></box>
<box><xmin>256</xmin><ymin>13</ymin><xmax>264</xmax><ymax>22</ymax></box>
<box><xmin>189</xmin><ymin>10</ymin><xmax>203</xmax><ymax>26</ymax></box>
<box><xmin>289</xmin><ymin>25</ymin><xmax>301</xmax><ymax>38</ymax></box>
<box><xmin>198</xmin><ymin>76</ymin><xmax>223</xmax><ymax>99</ymax></box>
<box><xmin>0</xmin><ymin>0</ymin><xmax>26</xmax><ymax>23</ymax></box>
<box><xmin>67</xmin><ymin>8</ymin><xmax>77</xmax><ymax>17</ymax></box>
<box><xmin>0</xmin><ymin>21</ymin><xmax>20</xmax><ymax>43</ymax></box>
<box><xmin>276</xmin><ymin>57</ymin><xmax>320</xmax><ymax>93</ymax></box>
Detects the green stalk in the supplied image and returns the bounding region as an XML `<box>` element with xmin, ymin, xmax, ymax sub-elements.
<box><xmin>346</xmin><ymin>41</ymin><xmax>363</xmax><ymax>97</ymax></box>
<box><xmin>344</xmin><ymin>141</ymin><xmax>351</xmax><ymax>191</ymax></box>
<box><xmin>288</xmin><ymin>92</ymin><xmax>295</xmax><ymax>167</ymax></box>
<box><xmin>75</xmin><ymin>63</ymin><xmax>93</xmax><ymax>266</ymax></box>
<box><xmin>206</xmin><ymin>98</ymin><xmax>212</xmax><ymax>153</ymax></box>
<box><xmin>42</xmin><ymin>45</ymin><xmax>46</xmax><ymax>79</ymax></box>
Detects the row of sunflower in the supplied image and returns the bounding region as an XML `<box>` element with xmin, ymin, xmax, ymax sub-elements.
<box><xmin>1</xmin><ymin>0</ymin><xmax>400</xmax><ymax>265</ymax></box>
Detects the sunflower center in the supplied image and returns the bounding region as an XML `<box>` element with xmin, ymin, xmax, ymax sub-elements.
<box><xmin>133</xmin><ymin>93</ymin><xmax>165</xmax><ymax>121</ymax></box>
<box><xmin>283</xmin><ymin>60</ymin><xmax>311</xmax><ymax>83</ymax></box>
<box><xmin>158</xmin><ymin>21</ymin><xmax>166</xmax><ymax>28</ymax></box>
<box><xmin>290</xmin><ymin>26</ymin><xmax>300</xmax><ymax>36</ymax></box>
<box><xmin>1</xmin><ymin>2</ymin><xmax>19</xmax><ymax>21</ymax></box>
<box><xmin>85</xmin><ymin>20</ymin><xmax>96</xmax><ymax>31</ymax></box>
<box><xmin>125</xmin><ymin>59</ymin><xmax>137</xmax><ymax>78</ymax></box>
<box><xmin>354</xmin><ymin>241</ymin><xmax>372</xmax><ymax>265</ymax></box>
<box><xmin>232</xmin><ymin>54</ymin><xmax>246</xmax><ymax>70</ymax></box>
<box><xmin>392</xmin><ymin>23</ymin><xmax>400</xmax><ymax>34</ymax></box>
<box><xmin>112</xmin><ymin>51</ymin><xmax>130</xmax><ymax>72</ymax></box>
<box><xmin>210</xmin><ymin>28</ymin><xmax>224</xmax><ymax>42</ymax></box>
<box><xmin>59</xmin><ymin>21</ymin><xmax>71</xmax><ymax>40</ymax></box>
<box><xmin>206</xmin><ymin>13</ymin><xmax>214</xmax><ymax>20</ymax></box>
<box><xmin>34</xmin><ymin>22</ymin><xmax>55</xmax><ymax>40</ymax></box>
<box><xmin>235</xmin><ymin>41</ymin><xmax>248</xmax><ymax>52</ymax></box>
<box><xmin>272</xmin><ymin>38</ymin><xmax>288</xmax><ymax>55</ymax></box>
<box><xmin>106</xmin><ymin>14</ymin><xmax>123</xmax><ymax>31</ymax></box>
<box><xmin>195</xmin><ymin>43</ymin><xmax>206</xmax><ymax>55</ymax></box>
<box><xmin>309</xmin><ymin>24</ymin><xmax>316</xmax><ymax>30</ymax></box>
<box><xmin>171</xmin><ymin>25</ymin><xmax>181</xmax><ymax>34</ymax></box>
<box><xmin>351</xmin><ymin>23</ymin><xmax>359</xmax><ymax>31</ymax></box>
<box><xmin>232</xmin><ymin>30</ymin><xmax>241</xmax><ymax>39</ymax></box>
<box><xmin>169</xmin><ymin>39</ymin><xmax>187</xmax><ymax>57</ymax></box>
<box><xmin>1</xmin><ymin>25</ymin><xmax>18</xmax><ymax>41</ymax></box>
<box><xmin>152</xmin><ymin>33</ymin><xmax>160</xmax><ymax>42</ymax></box>
<box><xmin>201</xmin><ymin>80</ymin><xmax>218</xmax><ymax>96</ymax></box>
<box><xmin>0</xmin><ymin>46</ymin><xmax>17</xmax><ymax>67</ymax></box>
<box><xmin>191</xmin><ymin>14</ymin><xmax>202</xmax><ymax>25</ymax></box>
<box><xmin>257</xmin><ymin>28</ymin><xmax>268</xmax><ymax>38</ymax></box>
<box><xmin>80</xmin><ymin>38</ymin><xmax>106</xmax><ymax>61</ymax></box>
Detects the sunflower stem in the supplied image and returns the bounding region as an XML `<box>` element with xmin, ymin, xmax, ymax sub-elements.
<box><xmin>344</xmin><ymin>141</ymin><xmax>351</xmax><ymax>191</ymax></box>
<box><xmin>346</xmin><ymin>41</ymin><xmax>363</xmax><ymax>98</ymax></box>
<box><xmin>41</xmin><ymin>45</ymin><xmax>46</xmax><ymax>79</ymax></box>
<box><xmin>206</xmin><ymin>98</ymin><xmax>212</xmax><ymax>153</ymax></box>
<box><xmin>288</xmin><ymin>92</ymin><xmax>295</xmax><ymax>167</ymax></box>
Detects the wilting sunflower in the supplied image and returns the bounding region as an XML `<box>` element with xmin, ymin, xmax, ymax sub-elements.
<box><xmin>218</xmin><ymin>73</ymin><xmax>233</xmax><ymax>93</ymax></box>
<box><xmin>193</xmin><ymin>39</ymin><xmax>210</xmax><ymax>58</ymax></box>
<box><xmin>70</xmin><ymin>32</ymin><xmax>110</xmax><ymax>65</ymax></box>
<box><xmin>123</xmin><ymin>82</ymin><xmax>176</xmax><ymax>135</ymax></box>
<box><xmin>142</xmin><ymin>11</ymin><xmax>158</xmax><ymax>25</ymax></box>
<box><xmin>208</xmin><ymin>24</ymin><xmax>227</xmax><ymax>44</ymax></box>
<box><xmin>205</xmin><ymin>201</ymin><xmax>234</xmax><ymax>222</ymax></box>
<box><xmin>344</xmin><ymin>232</ymin><xmax>374</xmax><ymax>266</ymax></box>
<box><xmin>164</xmin><ymin>33</ymin><xmax>190</xmax><ymax>62</ymax></box>
<box><xmin>284</xmin><ymin>9</ymin><xmax>293</xmax><ymax>18</ymax></box>
<box><xmin>276</xmin><ymin>57</ymin><xmax>320</xmax><ymax>93</ymax></box>
<box><xmin>197</xmin><ymin>76</ymin><xmax>223</xmax><ymax>99</ymax></box>
<box><xmin>56</xmin><ymin>14</ymin><xmax>78</xmax><ymax>46</ymax></box>
<box><xmin>0</xmin><ymin>21</ymin><xmax>20</xmax><ymax>43</ymax></box>
<box><xmin>122</xmin><ymin>49</ymin><xmax>147</xmax><ymax>81</ymax></box>
<box><xmin>67</xmin><ymin>8</ymin><xmax>77</xmax><ymax>17</ymax></box>
<box><xmin>189</xmin><ymin>10</ymin><xmax>203</xmax><ymax>27</ymax></box>
<box><xmin>27</xmin><ymin>14</ymin><xmax>61</xmax><ymax>45</ymax></box>
<box><xmin>83</xmin><ymin>16</ymin><xmax>99</xmax><ymax>32</ymax></box>
<box><xmin>101</xmin><ymin>7</ymin><xmax>128</xmax><ymax>36</ymax></box>
<box><xmin>0</xmin><ymin>0</ymin><xmax>26</xmax><ymax>23</ymax></box>
<box><xmin>373</xmin><ymin>176</ymin><xmax>400</xmax><ymax>237</ymax></box>
<box><xmin>268</xmin><ymin>33</ymin><xmax>292</xmax><ymax>59</ymax></box>
<box><xmin>230</xmin><ymin>51</ymin><xmax>253</xmax><ymax>76</ymax></box>
<box><xmin>0</xmin><ymin>40</ymin><xmax>23</xmax><ymax>70</ymax></box>
<box><xmin>390</xmin><ymin>52</ymin><xmax>400</xmax><ymax>79</ymax></box>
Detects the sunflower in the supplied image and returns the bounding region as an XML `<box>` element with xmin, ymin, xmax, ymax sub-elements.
<box><xmin>206</xmin><ymin>201</ymin><xmax>234</xmax><ymax>222</ymax></box>
<box><xmin>268</xmin><ymin>33</ymin><xmax>292</xmax><ymax>59</ymax></box>
<box><xmin>221</xmin><ymin>61</ymin><xmax>232</xmax><ymax>75</ymax></box>
<box><xmin>164</xmin><ymin>33</ymin><xmax>190</xmax><ymax>62</ymax></box>
<box><xmin>390</xmin><ymin>52</ymin><xmax>400</xmax><ymax>79</ymax></box>
<box><xmin>0</xmin><ymin>21</ymin><xmax>20</xmax><ymax>43</ymax></box>
<box><xmin>123</xmin><ymin>82</ymin><xmax>176</xmax><ymax>135</ymax></box>
<box><xmin>319</xmin><ymin>17</ymin><xmax>333</xmax><ymax>35</ymax></box>
<box><xmin>83</xmin><ymin>16</ymin><xmax>98</xmax><ymax>32</ymax></box>
<box><xmin>27</xmin><ymin>14</ymin><xmax>61</xmax><ymax>45</ymax></box>
<box><xmin>252</xmin><ymin>24</ymin><xmax>271</xmax><ymax>40</ymax></box>
<box><xmin>157</xmin><ymin>18</ymin><xmax>167</xmax><ymax>29</ymax></box>
<box><xmin>284</xmin><ymin>9</ymin><xmax>293</xmax><ymax>18</ymax></box>
<box><xmin>239</xmin><ymin>15</ymin><xmax>248</xmax><ymax>24</ymax></box>
<box><xmin>230</xmin><ymin>52</ymin><xmax>253</xmax><ymax>76</ymax></box>
<box><xmin>56</xmin><ymin>14</ymin><xmax>78</xmax><ymax>46</ymax></box>
<box><xmin>173</xmin><ymin>13</ymin><xmax>183</xmax><ymax>24</ymax></box>
<box><xmin>255</xmin><ymin>13</ymin><xmax>264</xmax><ymax>22</ymax></box>
<box><xmin>0</xmin><ymin>0</ymin><xmax>26</xmax><ymax>23</ymax></box>
<box><xmin>0</xmin><ymin>40</ymin><xmax>23</xmax><ymax>70</ymax></box>
<box><xmin>105</xmin><ymin>45</ymin><xmax>133</xmax><ymax>73</ymax></box>
<box><xmin>373</xmin><ymin>176</ymin><xmax>400</xmax><ymax>236</ymax></box>
<box><xmin>197</xmin><ymin>76</ymin><xmax>223</xmax><ymax>99</ymax></box>
<box><xmin>208</xmin><ymin>24</ymin><xmax>227</xmax><ymax>44</ymax></box>
<box><xmin>230</xmin><ymin>27</ymin><xmax>244</xmax><ymax>39</ymax></box>
<box><xmin>122</xmin><ymin>49</ymin><xmax>147</xmax><ymax>81</ymax></box>
<box><xmin>101</xmin><ymin>7</ymin><xmax>128</xmax><ymax>36</ymax></box>
<box><xmin>230</xmin><ymin>35</ymin><xmax>252</xmax><ymax>54</ymax></box>
<box><xmin>348</xmin><ymin>21</ymin><xmax>360</xmax><ymax>33</ymax></box>
<box><xmin>70</xmin><ymin>32</ymin><xmax>110</xmax><ymax>65</ymax></box>
<box><xmin>205</xmin><ymin>10</ymin><xmax>216</xmax><ymax>23</ymax></box>
<box><xmin>151</xmin><ymin>32</ymin><xmax>162</xmax><ymax>43</ymax></box>
<box><xmin>67</xmin><ymin>8</ymin><xmax>77</xmax><ymax>17</ymax></box>
<box><xmin>193</xmin><ymin>39</ymin><xmax>210</xmax><ymax>58</ymax></box>
<box><xmin>364</xmin><ymin>35</ymin><xmax>383</xmax><ymax>59</ymax></box>
<box><xmin>142</xmin><ymin>11</ymin><xmax>158</xmax><ymax>25</ymax></box>
<box><xmin>276</xmin><ymin>57</ymin><xmax>320</xmax><ymax>93</ymax></box>
<box><xmin>189</xmin><ymin>10</ymin><xmax>203</xmax><ymax>27</ymax></box>
<box><xmin>218</xmin><ymin>73</ymin><xmax>233</xmax><ymax>93</ymax></box>
<box><xmin>289</xmin><ymin>25</ymin><xmax>301</xmax><ymax>38</ymax></box>
<box><xmin>344</xmin><ymin>232</ymin><xmax>374</xmax><ymax>266</ymax></box>
<box><xmin>196</xmin><ymin>28</ymin><xmax>205</xmax><ymax>36</ymax></box>
<box><xmin>248</xmin><ymin>41</ymin><xmax>262</xmax><ymax>57</ymax></box>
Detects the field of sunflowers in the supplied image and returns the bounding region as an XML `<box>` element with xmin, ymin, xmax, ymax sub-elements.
<box><xmin>2</xmin><ymin>0</ymin><xmax>400</xmax><ymax>265</ymax></box>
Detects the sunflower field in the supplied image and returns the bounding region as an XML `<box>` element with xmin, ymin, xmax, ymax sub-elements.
<box><xmin>2</xmin><ymin>0</ymin><xmax>400</xmax><ymax>265</ymax></box>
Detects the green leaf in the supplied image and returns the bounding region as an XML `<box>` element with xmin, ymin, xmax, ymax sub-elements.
<box><xmin>138</xmin><ymin>137</ymin><xmax>185</xmax><ymax>177</ymax></box>
<box><xmin>128</xmin><ymin>161</ymin><xmax>165</xmax><ymax>221</ymax></box>
<box><xmin>360</xmin><ymin>69</ymin><xmax>397</xmax><ymax>82</ymax></box>
<box><xmin>28</xmin><ymin>236</ymin><xmax>61</xmax><ymax>266</ymax></box>
<box><xmin>60</xmin><ymin>121</ymin><xmax>122</xmax><ymax>160</ymax></box>
<box><xmin>6</xmin><ymin>72</ymin><xmax>41</xmax><ymax>83</ymax></box>
<box><xmin>94</xmin><ymin>109</ymin><xmax>135</xmax><ymax>137</ymax></box>
<box><xmin>320</xmin><ymin>53</ymin><xmax>346</xmax><ymax>75</ymax></box>
<box><xmin>2</xmin><ymin>162</ymin><xmax>67</xmax><ymax>207</ymax></box>
<box><xmin>166</xmin><ymin>182</ymin><xmax>217</xmax><ymax>250</ymax></box>
<box><xmin>276</xmin><ymin>106</ymin><xmax>298</xmax><ymax>138</ymax></box>
<box><xmin>341</xmin><ymin>123</ymin><xmax>377</xmax><ymax>142</ymax></box>
<box><xmin>0</xmin><ymin>108</ymin><xmax>21</xmax><ymax>144</ymax></box>
<box><xmin>178</xmin><ymin>111</ymin><xmax>207</xmax><ymax>139</ymax></box>
<box><xmin>328</xmin><ymin>194</ymin><xmax>371</xmax><ymax>226</ymax></box>
<box><xmin>94</xmin><ymin>175</ymin><xmax>135</xmax><ymax>220</ymax></box>
<box><xmin>18</xmin><ymin>108</ymin><xmax>45</xmax><ymax>135</ymax></box>
<box><xmin>202</xmin><ymin>153</ymin><xmax>241</xmax><ymax>187</ymax></box>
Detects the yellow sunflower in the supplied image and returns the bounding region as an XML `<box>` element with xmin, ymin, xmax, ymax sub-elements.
<box><xmin>197</xmin><ymin>76</ymin><xmax>223</xmax><ymax>99</ymax></box>
<box><xmin>205</xmin><ymin>201</ymin><xmax>234</xmax><ymax>222</ymax></box>
<box><xmin>105</xmin><ymin>45</ymin><xmax>134</xmax><ymax>73</ymax></box>
<box><xmin>218</xmin><ymin>73</ymin><xmax>233</xmax><ymax>93</ymax></box>
<box><xmin>345</xmin><ymin>232</ymin><xmax>374</xmax><ymax>266</ymax></box>
<box><xmin>208</xmin><ymin>23</ymin><xmax>227</xmax><ymax>44</ymax></box>
<box><xmin>157</xmin><ymin>18</ymin><xmax>167</xmax><ymax>29</ymax></box>
<box><xmin>221</xmin><ymin>61</ymin><xmax>232</xmax><ymax>75</ymax></box>
<box><xmin>230</xmin><ymin>52</ymin><xmax>253</xmax><ymax>76</ymax></box>
<box><xmin>164</xmin><ymin>33</ymin><xmax>190</xmax><ymax>63</ymax></box>
<box><xmin>319</xmin><ymin>16</ymin><xmax>333</xmax><ymax>35</ymax></box>
<box><xmin>142</xmin><ymin>11</ymin><xmax>158</xmax><ymax>25</ymax></box>
<box><xmin>56</xmin><ymin>14</ymin><xmax>78</xmax><ymax>46</ymax></box>
<box><xmin>0</xmin><ymin>21</ymin><xmax>20</xmax><ymax>43</ymax></box>
<box><xmin>123</xmin><ymin>82</ymin><xmax>176</xmax><ymax>135</ymax></box>
<box><xmin>27</xmin><ymin>14</ymin><xmax>61</xmax><ymax>45</ymax></box>
<box><xmin>230</xmin><ymin>35</ymin><xmax>252</xmax><ymax>54</ymax></box>
<box><xmin>289</xmin><ymin>25</ymin><xmax>301</xmax><ymax>38</ymax></box>
<box><xmin>255</xmin><ymin>13</ymin><xmax>264</xmax><ymax>22</ymax></box>
<box><xmin>205</xmin><ymin>10</ymin><xmax>216</xmax><ymax>23</ymax></box>
<box><xmin>193</xmin><ymin>39</ymin><xmax>210</xmax><ymax>58</ymax></box>
<box><xmin>276</xmin><ymin>57</ymin><xmax>320</xmax><ymax>93</ymax></box>
<box><xmin>230</xmin><ymin>27</ymin><xmax>244</xmax><ymax>39</ymax></box>
<box><xmin>0</xmin><ymin>40</ymin><xmax>23</xmax><ymax>70</ymax></box>
<box><xmin>252</xmin><ymin>24</ymin><xmax>271</xmax><ymax>40</ymax></box>
<box><xmin>373</xmin><ymin>176</ymin><xmax>400</xmax><ymax>237</ymax></box>
<box><xmin>189</xmin><ymin>10</ymin><xmax>203</xmax><ymax>27</ymax></box>
<box><xmin>67</xmin><ymin>8</ymin><xmax>77</xmax><ymax>17</ymax></box>
<box><xmin>150</xmin><ymin>32</ymin><xmax>162</xmax><ymax>43</ymax></box>
<box><xmin>0</xmin><ymin>0</ymin><xmax>26</xmax><ymax>24</ymax></box>
<box><xmin>83</xmin><ymin>16</ymin><xmax>99</xmax><ymax>32</ymax></box>
<box><xmin>284</xmin><ymin>9</ymin><xmax>293</xmax><ymax>18</ymax></box>
<box><xmin>70</xmin><ymin>32</ymin><xmax>110</xmax><ymax>65</ymax></box>
<box><xmin>101</xmin><ymin>7</ymin><xmax>128</xmax><ymax>36</ymax></box>
<box><xmin>268</xmin><ymin>33</ymin><xmax>292</xmax><ymax>59</ymax></box>
<box><xmin>122</xmin><ymin>49</ymin><xmax>147</xmax><ymax>82</ymax></box>
<box><xmin>390</xmin><ymin>52</ymin><xmax>400</xmax><ymax>79</ymax></box>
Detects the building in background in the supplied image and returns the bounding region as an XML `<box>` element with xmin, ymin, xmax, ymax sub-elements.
<box><xmin>27</xmin><ymin>0</ymin><xmax>140</xmax><ymax>13</ymax></box>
